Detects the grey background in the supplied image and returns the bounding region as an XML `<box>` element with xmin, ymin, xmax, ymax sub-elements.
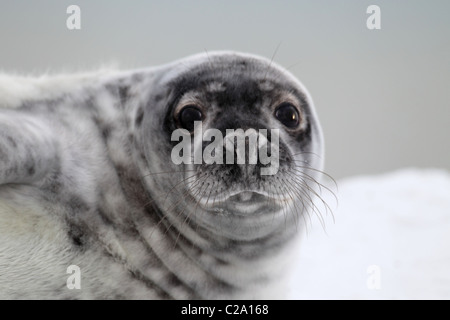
<box><xmin>1</xmin><ymin>0</ymin><xmax>449</xmax><ymax>179</ymax></box>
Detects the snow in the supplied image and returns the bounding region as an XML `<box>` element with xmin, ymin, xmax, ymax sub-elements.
<box><xmin>291</xmin><ymin>168</ymin><xmax>450</xmax><ymax>299</ymax></box>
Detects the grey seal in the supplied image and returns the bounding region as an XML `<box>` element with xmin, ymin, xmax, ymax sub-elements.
<box><xmin>0</xmin><ymin>51</ymin><xmax>325</xmax><ymax>299</ymax></box>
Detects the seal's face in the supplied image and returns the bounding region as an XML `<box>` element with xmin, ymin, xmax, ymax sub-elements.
<box><xmin>139</xmin><ymin>52</ymin><xmax>324</xmax><ymax>243</ymax></box>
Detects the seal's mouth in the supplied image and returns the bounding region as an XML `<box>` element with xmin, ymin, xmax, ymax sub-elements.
<box><xmin>225</xmin><ymin>190</ymin><xmax>288</xmax><ymax>203</ymax></box>
<box><xmin>195</xmin><ymin>190</ymin><xmax>292</xmax><ymax>215</ymax></box>
<box><xmin>228</xmin><ymin>191</ymin><xmax>264</xmax><ymax>203</ymax></box>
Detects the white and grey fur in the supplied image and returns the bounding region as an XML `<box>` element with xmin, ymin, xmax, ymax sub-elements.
<box><xmin>0</xmin><ymin>51</ymin><xmax>325</xmax><ymax>299</ymax></box>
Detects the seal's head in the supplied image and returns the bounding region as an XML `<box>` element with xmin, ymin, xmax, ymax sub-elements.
<box><xmin>136</xmin><ymin>51</ymin><xmax>324</xmax><ymax>250</ymax></box>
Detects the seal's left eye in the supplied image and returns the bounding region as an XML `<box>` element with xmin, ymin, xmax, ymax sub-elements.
<box><xmin>275</xmin><ymin>103</ymin><xmax>300</xmax><ymax>128</ymax></box>
<box><xmin>178</xmin><ymin>105</ymin><xmax>203</xmax><ymax>132</ymax></box>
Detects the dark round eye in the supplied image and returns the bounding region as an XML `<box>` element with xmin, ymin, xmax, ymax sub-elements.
<box><xmin>178</xmin><ymin>105</ymin><xmax>203</xmax><ymax>131</ymax></box>
<box><xmin>275</xmin><ymin>103</ymin><xmax>300</xmax><ymax>128</ymax></box>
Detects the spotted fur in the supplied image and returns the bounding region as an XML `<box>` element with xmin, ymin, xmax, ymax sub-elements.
<box><xmin>0</xmin><ymin>52</ymin><xmax>324</xmax><ymax>299</ymax></box>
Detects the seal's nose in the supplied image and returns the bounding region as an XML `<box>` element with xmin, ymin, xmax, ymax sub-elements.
<box><xmin>190</xmin><ymin>121</ymin><xmax>280</xmax><ymax>176</ymax></box>
<box><xmin>223</xmin><ymin>129</ymin><xmax>259</xmax><ymax>165</ymax></box>
<box><xmin>221</xmin><ymin>129</ymin><xmax>279</xmax><ymax>176</ymax></box>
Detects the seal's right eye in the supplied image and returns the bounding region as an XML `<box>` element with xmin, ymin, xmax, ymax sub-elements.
<box><xmin>178</xmin><ymin>105</ymin><xmax>203</xmax><ymax>132</ymax></box>
<box><xmin>275</xmin><ymin>103</ymin><xmax>300</xmax><ymax>128</ymax></box>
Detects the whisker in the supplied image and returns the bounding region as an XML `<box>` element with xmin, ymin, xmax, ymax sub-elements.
<box><xmin>189</xmin><ymin>180</ymin><xmax>214</xmax><ymax>252</ymax></box>
<box><xmin>173</xmin><ymin>175</ymin><xmax>211</xmax><ymax>249</ymax></box>
<box><xmin>284</xmin><ymin>177</ymin><xmax>324</xmax><ymax>231</ymax></box>
<box><xmin>267</xmin><ymin>180</ymin><xmax>278</xmax><ymax>225</ymax></box>
<box><xmin>283</xmin><ymin>175</ymin><xmax>316</xmax><ymax>224</ymax></box>
<box><xmin>283</xmin><ymin>177</ymin><xmax>308</xmax><ymax>222</ymax></box>
<box><xmin>289</xmin><ymin>171</ymin><xmax>333</xmax><ymax>216</ymax></box>
<box><xmin>167</xmin><ymin>179</ymin><xmax>206</xmax><ymax>248</ymax></box>
<box><xmin>287</xmin><ymin>173</ymin><xmax>333</xmax><ymax>229</ymax></box>
<box><xmin>142</xmin><ymin>170</ymin><xmax>199</xmax><ymax>209</ymax></box>
<box><xmin>160</xmin><ymin>171</ymin><xmax>207</xmax><ymax>209</ymax></box>
<box><xmin>290</xmin><ymin>166</ymin><xmax>338</xmax><ymax>214</ymax></box>
<box><xmin>148</xmin><ymin>174</ymin><xmax>208</xmax><ymax>242</ymax></box>
<box><xmin>290</xmin><ymin>160</ymin><xmax>339</xmax><ymax>191</ymax></box>
<box><xmin>264</xmin><ymin>41</ymin><xmax>282</xmax><ymax>81</ymax></box>
<box><xmin>274</xmin><ymin>178</ymin><xmax>289</xmax><ymax>230</ymax></box>
<box><xmin>278</xmin><ymin>177</ymin><xmax>300</xmax><ymax>232</ymax></box>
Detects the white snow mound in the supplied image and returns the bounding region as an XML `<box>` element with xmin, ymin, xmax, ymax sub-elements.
<box><xmin>291</xmin><ymin>168</ymin><xmax>450</xmax><ymax>300</ymax></box>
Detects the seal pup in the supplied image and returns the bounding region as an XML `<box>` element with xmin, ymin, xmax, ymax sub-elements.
<box><xmin>0</xmin><ymin>51</ymin><xmax>326</xmax><ymax>299</ymax></box>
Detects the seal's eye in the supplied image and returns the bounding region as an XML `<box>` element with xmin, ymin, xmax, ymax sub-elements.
<box><xmin>178</xmin><ymin>105</ymin><xmax>203</xmax><ymax>132</ymax></box>
<box><xmin>275</xmin><ymin>103</ymin><xmax>300</xmax><ymax>128</ymax></box>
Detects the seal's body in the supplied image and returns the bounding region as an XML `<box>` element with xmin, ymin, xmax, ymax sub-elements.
<box><xmin>0</xmin><ymin>52</ymin><xmax>324</xmax><ymax>299</ymax></box>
